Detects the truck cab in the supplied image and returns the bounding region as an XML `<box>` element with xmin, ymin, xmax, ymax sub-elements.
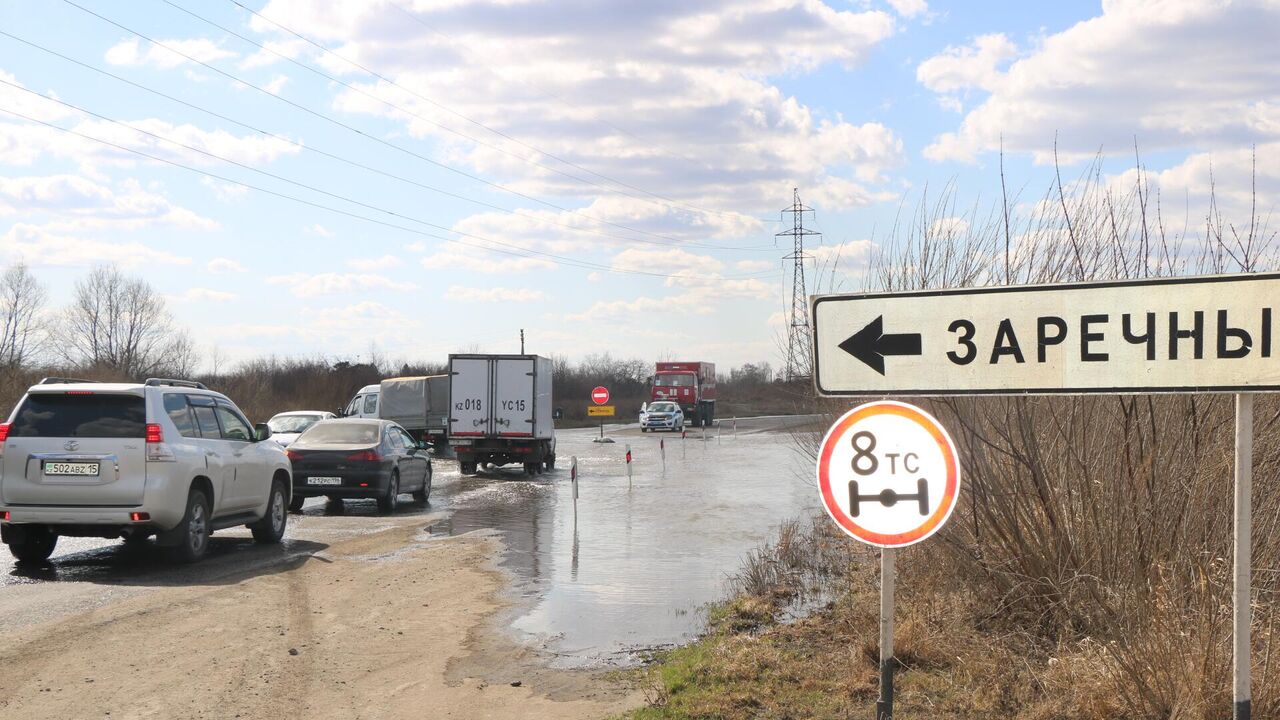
<box><xmin>342</xmin><ymin>384</ymin><xmax>380</xmax><ymax>418</ymax></box>
<box><xmin>651</xmin><ymin>361</ymin><xmax>716</xmax><ymax>427</ymax></box>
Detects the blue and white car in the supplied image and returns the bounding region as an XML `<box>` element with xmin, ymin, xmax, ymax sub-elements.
<box><xmin>640</xmin><ymin>401</ymin><xmax>684</xmax><ymax>432</ymax></box>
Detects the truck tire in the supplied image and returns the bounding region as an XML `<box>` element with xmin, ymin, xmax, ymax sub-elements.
<box><xmin>545</xmin><ymin>455</ymin><xmax>556</xmax><ymax>471</ymax></box>
<box><xmin>7</xmin><ymin>526</ymin><xmax>57</xmax><ymax>564</ymax></box>
<box><xmin>461</xmin><ymin>461</ymin><xmax>478</xmax><ymax>475</ymax></box>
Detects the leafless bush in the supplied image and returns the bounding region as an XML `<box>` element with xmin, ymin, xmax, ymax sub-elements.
<box><xmin>800</xmin><ymin>152</ymin><xmax>1280</xmax><ymax>717</ymax></box>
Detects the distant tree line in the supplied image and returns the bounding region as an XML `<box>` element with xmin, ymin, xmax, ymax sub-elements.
<box><xmin>0</xmin><ymin>263</ymin><xmax>810</xmax><ymax>424</ymax></box>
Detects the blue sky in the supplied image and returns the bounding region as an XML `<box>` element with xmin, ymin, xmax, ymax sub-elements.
<box><xmin>0</xmin><ymin>0</ymin><xmax>1276</xmax><ymax>372</ymax></box>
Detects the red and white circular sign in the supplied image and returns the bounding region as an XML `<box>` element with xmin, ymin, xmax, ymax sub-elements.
<box><xmin>591</xmin><ymin>386</ymin><xmax>610</xmax><ymax>405</ymax></box>
<box><xmin>816</xmin><ymin>400</ymin><xmax>961</xmax><ymax>548</ymax></box>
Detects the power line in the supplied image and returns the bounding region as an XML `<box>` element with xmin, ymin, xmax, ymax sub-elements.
<box><xmin>59</xmin><ymin>0</ymin><xmax>764</xmax><ymax>251</ymax></box>
<box><xmin>219</xmin><ymin>0</ymin><xmax>766</xmax><ymax>225</ymax></box>
<box><xmin>0</xmin><ymin>100</ymin><xmax>773</xmax><ymax>282</ymax></box>
<box><xmin>0</xmin><ymin>28</ymin><xmax>771</xmax><ymax>253</ymax></box>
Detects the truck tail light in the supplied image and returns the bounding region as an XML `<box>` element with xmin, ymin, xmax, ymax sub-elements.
<box><xmin>145</xmin><ymin>422</ymin><xmax>175</xmax><ymax>462</ymax></box>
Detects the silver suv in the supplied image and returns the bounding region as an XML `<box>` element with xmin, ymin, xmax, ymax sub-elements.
<box><xmin>0</xmin><ymin>378</ymin><xmax>292</xmax><ymax>564</ymax></box>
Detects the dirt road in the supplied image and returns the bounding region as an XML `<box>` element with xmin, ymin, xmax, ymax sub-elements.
<box><xmin>0</xmin><ymin>520</ymin><xmax>640</xmax><ymax>719</ymax></box>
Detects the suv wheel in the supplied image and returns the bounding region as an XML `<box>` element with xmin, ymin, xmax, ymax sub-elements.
<box><xmin>288</xmin><ymin>494</ymin><xmax>305</xmax><ymax>513</ymax></box>
<box><xmin>377</xmin><ymin>472</ymin><xmax>399</xmax><ymax>514</ymax></box>
<box><xmin>8</xmin><ymin>526</ymin><xmax>58</xmax><ymax>564</ymax></box>
<box><xmin>168</xmin><ymin>489</ymin><xmax>211</xmax><ymax>564</ymax></box>
<box><xmin>250</xmin><ymin>480</ymin><xmax>288</xmax><ymax>544</ymax></box>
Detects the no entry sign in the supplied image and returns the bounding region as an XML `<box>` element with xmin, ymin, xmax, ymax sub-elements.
<box><xmin>816</xmin><ymin>401</ymin><xmax>961</xmax><ymax>548</ymax></box>
<box><xmin>591</xmin><ymin>386</ymin><xmax>610</xmax><ymax>405</ymax></box>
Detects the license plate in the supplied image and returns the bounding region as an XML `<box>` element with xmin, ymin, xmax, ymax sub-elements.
<box><xmin>44</xmin><ymin>461</ymin><xmax>100</xmax><ymax>476</ymax></box>
<box><xmin>307</xmin><ymin>477</ymin><xmax>343</xmax><ymax>486</ymax></box>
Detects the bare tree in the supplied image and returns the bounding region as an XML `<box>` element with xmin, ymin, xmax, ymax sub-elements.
<box><xmin>0</xmin><ymin>263</ymin><xmax>46</xmax><ymax>369</ymax></box>
<box><xmin>61</xmin><ymin>265</ymin><xmax>193</xmax><ymax>378</ymax></box>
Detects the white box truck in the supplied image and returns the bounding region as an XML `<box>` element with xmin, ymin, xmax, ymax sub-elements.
<box><xmin>448</xmin><ymin>354</ymin><xmax>555</xmax><ymax>475</ymax></box>
<box><xmin>378</xmin><ymin>375</ymin><xmax>450</xmax><ymax>447</ymax></box>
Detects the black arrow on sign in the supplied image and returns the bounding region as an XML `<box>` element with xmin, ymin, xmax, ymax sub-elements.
<box><xmin>838</xmin><ymin>315</ymin><xmax>922</xmax><ymax>376</ymax></box>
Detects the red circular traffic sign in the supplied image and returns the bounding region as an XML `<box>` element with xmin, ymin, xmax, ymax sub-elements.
<box><xmin>816</xmin><ymin>400</ymin><xmax>961</xmax><ymax>548</ymax></box>
<box><xmin>591</xmin><ymin>386</ymin><xmax>610</xmax><ymax>405</ymax></box>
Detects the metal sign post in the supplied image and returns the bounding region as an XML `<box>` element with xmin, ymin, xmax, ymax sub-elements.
<box><xmin>1235</xmin><ymin>393</ymin><xmax>1253</xmax><ymax>720</ymax></box>
<box><xmin>877</xmin><ymin>548</ymin><xmax>895</xmax><ymax>720</ymax></box>
<box><xmin>816</xmin><ymin>401</ymin><xmax>961</xmax><ymax>720</ymax></box>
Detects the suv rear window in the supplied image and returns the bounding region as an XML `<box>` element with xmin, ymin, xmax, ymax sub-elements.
<box><xmin>10</xmin><ymin>393</ymin><xmax>146</xmax><ymax>438</ymax></box>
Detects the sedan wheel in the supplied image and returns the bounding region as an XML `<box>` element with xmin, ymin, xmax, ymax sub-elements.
<box><xmin>377</xmin><ymin>472</ymin><xmax>400</xmax><ymax>514</ymax></box>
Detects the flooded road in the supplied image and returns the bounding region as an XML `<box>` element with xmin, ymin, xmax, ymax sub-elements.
<box><xmin>0</xmin><ymin>414</ymin><xmax>822</xmax><ymax>668</ymax></box>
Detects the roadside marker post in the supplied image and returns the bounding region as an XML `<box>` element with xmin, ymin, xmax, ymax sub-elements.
<box><xmin>815</xmin><ymin>401</ymin><xmax>961</xmax><ymax>720</ymax></box>
<box><xmin>660</xmin><ymin>437</ymin><xmax>666</xmax><ymax>473</ymax></box>
<box><xmin>570</xmin><ymin>456</ymin><xmax>579</xmax><ymax>523</ymax></box>
<box><xmin>626</xmin><ymin>444</ymin><xmax>633</xmax><ymax>488</ymax></box>
<box><xmin>813</xmin><ymin>272</ymin><xmax>1280</xmax><ymax>719</ymax></box>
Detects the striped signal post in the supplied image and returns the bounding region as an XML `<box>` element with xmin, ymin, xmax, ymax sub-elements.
<box><xmin>659</xmin><ymin>437</ymin><xmax>666</xmax><ymax>473</ymax></box>
<box><xmin>626</xmin><ymin>444</ymin><xmax>633</xmax><ymax>488</ymax></box>
<box><xmin>570</xmin><ymin>456</ymin><xmax>579</xmax><ymax>524</ymax></box>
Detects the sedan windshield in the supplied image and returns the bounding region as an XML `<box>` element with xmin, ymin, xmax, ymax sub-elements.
<box><xmin>268</xmin><ymin>414</ymin><xmax>322</xmax><ymax>433</ymax></box>
<box><xmin>297</xmin><ymin>422</ymin><xmax>380</xmax><ymax>445</ymax></box>
<box><xmin>649</xmin><ymin>402</ymin><xmax>678</xmax><ymax>413</ymax></box>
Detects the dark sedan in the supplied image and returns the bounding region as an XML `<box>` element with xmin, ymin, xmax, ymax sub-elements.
<box><xmin>286</xmin><ymin>419</ymin><xmax>432</xmax><ymax>514</ymax></box>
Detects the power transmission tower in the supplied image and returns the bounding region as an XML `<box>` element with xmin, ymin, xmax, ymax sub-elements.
<box><xmin>776</xmin><ymin>188</ymin><xmax>820</xmax><ymax>382</ymax></box>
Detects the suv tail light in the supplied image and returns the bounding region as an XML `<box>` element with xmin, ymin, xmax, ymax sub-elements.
<box><xmin>345</xmin><ymin>450</ymin><xmax>382</xmax><ymax>462</ymax></box>
<box><xmin>0</xmin><ymin>422</ymin><xmax>8</xmax><ymax>459</ymax></box>
<box><xmin>145</xmin><ymin>422</ymin><xmax>175</xmax><ymax>462</ymax></box>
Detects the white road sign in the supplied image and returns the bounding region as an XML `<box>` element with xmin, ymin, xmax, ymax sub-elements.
<box><xmin>812</xmin><ymin>273</ymin><xmax>1280</xmax><ymax>396</ymax></box>
<box><xmin>816</xmin><ymin>401</ymin><xmax>960</xmax><ymax>548</ymax></box>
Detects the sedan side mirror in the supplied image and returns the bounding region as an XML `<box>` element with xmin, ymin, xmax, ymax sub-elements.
<box><xmin>253</xmin><ymin>423</ymin><xmax>273</xmax><ymax>442</ymax></box>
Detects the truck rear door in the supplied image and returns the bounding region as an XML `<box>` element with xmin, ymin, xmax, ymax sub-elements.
<box><xmin>493</xmin><ymin>357</ymin><xmax>535</xmax><ymax>437</ymax></box>
<box><xmin>1</xmin><ymin>390</ymin><xmax>148</xmax><ymax>506</ymax></box>
<box><xmin>449</xmin><ymin>357</ymin><xmax>491</xmax><ymax>437</ymax></box>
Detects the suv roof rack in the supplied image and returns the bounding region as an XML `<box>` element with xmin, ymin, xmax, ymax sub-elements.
<box><xmin>38</xmin><ymin>377</ymin><xmax>94</xmax><ymax>385</ymax></box>
<box><xmin>145</xmin><ymin>378</ymin><xmax>209</xmax><ymax>390</ymax></box>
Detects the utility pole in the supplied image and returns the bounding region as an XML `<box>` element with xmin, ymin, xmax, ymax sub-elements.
<box><xmin>520</xmin><ymin>328</ymin><xmax>525</xmax><ymax>354</ymax></box>
<box><xmin>777</xmin><ymin>188</ymin><xmax>819</xmax><ymax>382</ymax></box>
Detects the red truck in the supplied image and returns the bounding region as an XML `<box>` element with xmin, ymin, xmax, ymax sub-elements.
<box><xmin>650</xmin><ymin>361</ymin><xmax>716</xmax><ymax>427</ymax></box>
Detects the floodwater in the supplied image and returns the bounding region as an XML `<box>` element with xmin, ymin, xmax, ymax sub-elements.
<box><xmin>429</xmin><ymin>416</ymin><xmax>822</xmax><ymax>667</ymax></box>
<box><xmin>0</xmin><ymin>415</ymin><xmax>823</xmax><ymax>668</ymax></box>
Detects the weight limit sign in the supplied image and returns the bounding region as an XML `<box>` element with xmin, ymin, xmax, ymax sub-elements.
<box><xmin>816</xmin><ymin>401</ymin><xmax>961</xmax><ymax>548</ymax></box>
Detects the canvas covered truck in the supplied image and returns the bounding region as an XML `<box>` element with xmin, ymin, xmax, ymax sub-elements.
<box><xmin>377</xmin><ymin>375</ymin><xmax>450</xmax><ymax>448</ymax></box>
<box><xmin>650</xmin><ymin>361</ymin><xmax>717</xmax><ymax>427</ymax></box>
<box><xmin>448</xmin><ymin>354</ymin><xmax>556</xmax><ymax>476</ymax></box>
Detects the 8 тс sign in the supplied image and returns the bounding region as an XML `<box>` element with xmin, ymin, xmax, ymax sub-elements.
<box><xmin>817</xmin><ymin>401</ymin><xmax>961</xmax><ymax>548</ymax></box>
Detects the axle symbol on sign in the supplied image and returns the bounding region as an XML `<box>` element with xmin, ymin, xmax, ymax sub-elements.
<box><xmin>848</xmin><ymin>478</ymin><xmax>930</xmax><ymax>517</ymax></box>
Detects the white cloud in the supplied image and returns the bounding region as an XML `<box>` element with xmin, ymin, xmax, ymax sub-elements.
<box><xmin>207</xmin><ymin>257</ymin><xmax>247</xmax><ymax>274</ymax></box>
<box><xmin>0</xmin><ymin>175</ymin><xmax>217</xmax><ymax>230</ymax></box>
<box><xmin>735</xmin><ymin>259</ymin><xmax>776</xmax><ymax>272</ymax></box>
<box><xmin>916</xmin><ymin>33</ymin><xmax>1017</xmax><ymax>111</ymax></box>
<box><xmin>256</xmin><ymin>0</ymin><xmax>904</xmax><ymax>217</ymax></box>
<box><xmin>445</xmin><ymin>285</ymin><xmax>546</xmax><ymax>303</ymax></box>
<box><xmin>886</xmin><ymin>0</ymin><xmax>928</xmax><ymax>18</ymax></box>
<box><xmin>263</xmin><ymin>74</ymin><xmax>290</xmax><ymax>95</ymax></box>
<box><xmin>306</xmin><ymin>224</ymin><xmax>334</xmax><ymax>238</ymax></box>
<box><xmin>922</xmin><ymin>1</ymin><xmax>1280</xmax><ymax>163</ymax></box>
<box><xmin>611</xmin><ymin>247</ymin><xmax>723</xmax><ymax>276</ymax></box>
<box><xmin>105</xmin><ymin>38</ymin><xmax>237</xmax><ymax>70</ymax></box>
<box><xmin>0</xmin><ymin>223</ymin><xmax>192</xmax><ymax>268</ymax></box>
<box><xmin>170</xmin><ymin>287</ymin><xmax>238</xmax><ymax>303</ymax></box>
<box><xmin>420</xmin><ymin>250</ymin><xmax>555</xmax><ymax>274</ymax></box>
<box><xmin>267</xmin><ymin>272</ymin><xmax>417</xmax><ymax>297</ymax></box>
<box><xmin>201</xmin><ymin>176</ymin><xmax>249</xmax><ymax>201</ymax></box>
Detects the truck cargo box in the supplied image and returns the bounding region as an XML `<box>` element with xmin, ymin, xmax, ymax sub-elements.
<box><xmin>448</xmin><ymin>354</ymin><xmax>554</xmax><ymax>441</ymax></box>
<box><xmin>379</xmin><ymin>375</ymin><xmax>450</xmax><ymax>440</ymax></box>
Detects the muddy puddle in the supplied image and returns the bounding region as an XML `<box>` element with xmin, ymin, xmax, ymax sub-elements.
<box><xmin>427</xmin><ymin>419</ymin><xmax>820</xmax><ymax>668</ymax></box>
